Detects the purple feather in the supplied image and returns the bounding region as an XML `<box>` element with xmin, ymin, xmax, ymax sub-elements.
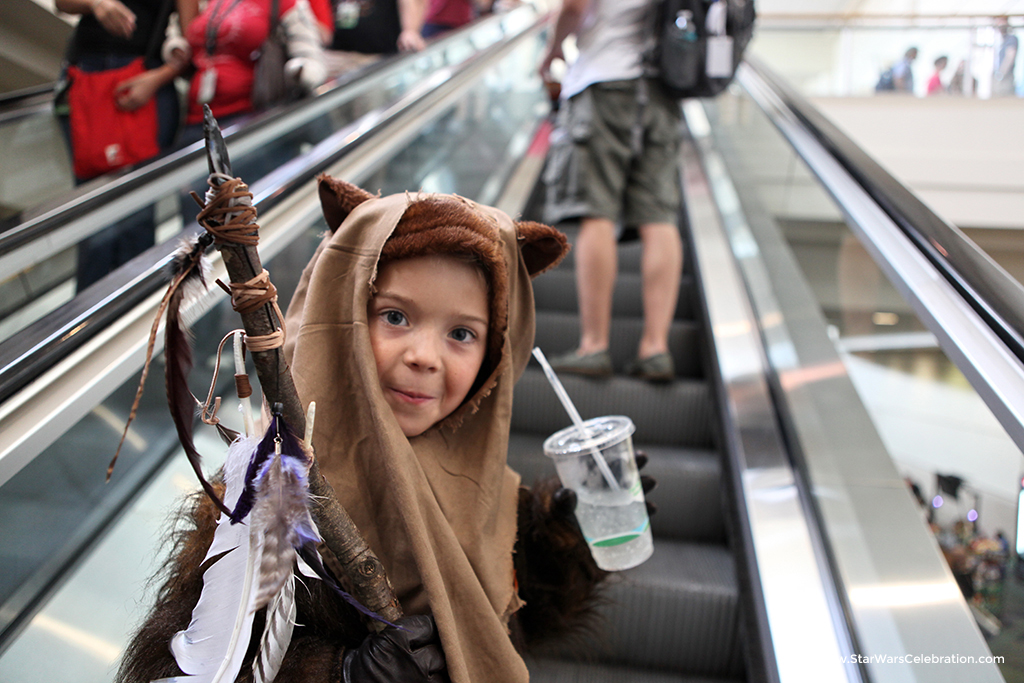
<box><xmin>231</xmin><ymin>414</ymin><xmax>307</xmax><ymax>523</ymax></box>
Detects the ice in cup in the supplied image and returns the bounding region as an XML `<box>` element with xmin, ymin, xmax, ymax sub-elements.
<box><xmin>543</xmin><ymin>415</ymin><xmax>653</xmax><ymax>571</ymax></box>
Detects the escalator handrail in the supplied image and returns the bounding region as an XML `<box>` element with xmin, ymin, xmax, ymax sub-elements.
<box><xmin>0</xmin><ymin>8</ymin><xmax>547</xmax><ymax>407</ymax></box>
<box><xmin>742</xmin><ymin>56</ymin><xmax>1024</xmax><ymax>367</ymax></box>
<box><xmin>0</xmin><ymin>84</ymin><xmax>57</xmax><ymax>125</ymax></box>
<box><xmin>0</xmin><ymin>10</ymin><xmax>519</xmax><ymax>250</ymax></box>
<box><xmin>0</xmin><ymin>62</ymin><xmax>375</xmax><ymax>247</ymax></box>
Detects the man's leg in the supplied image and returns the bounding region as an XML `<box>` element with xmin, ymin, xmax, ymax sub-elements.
<box><xmin>636</xmin><ymin>222</ymin><xmax>682</xmax><ymax>359</ymax></box>
<box><xmin>575</xmin><ymin>216</ymin><xmax>618</xmax><ymax>355</ymax></box>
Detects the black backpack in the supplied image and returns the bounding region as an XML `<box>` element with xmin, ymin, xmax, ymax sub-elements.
<box><xmin>648</xmin><ymin>0</ymin><xmax>756</xmax><ymax>98</ymax></box>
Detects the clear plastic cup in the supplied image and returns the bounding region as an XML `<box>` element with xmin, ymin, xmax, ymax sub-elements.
<box><xmin>543</xmin><ymin>416</ymin><xmax>653</xmax><ymax>571</ymax></box>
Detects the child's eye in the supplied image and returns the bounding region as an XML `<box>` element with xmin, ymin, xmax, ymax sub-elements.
<box><xmin>382</xmin><ymin>310</ymin><xmax>407</xmax><ymax>326</ymax></box>
<box><xmin>450</xmin><ymin>327</ymin><xmax>477</xmax><ymax>343</ymax></box>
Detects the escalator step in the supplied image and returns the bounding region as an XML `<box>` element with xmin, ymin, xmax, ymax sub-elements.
<box><xmin>552</xmin><ymin>230</ymin><xmax>646</xmax><ymax>275</ymax></box>
<box><xmin>526</xmin><ymin>657</ymin><xmax>742</xmax><ymax>683</ymax></box>
<box><xmin>512</xmin><ymin>369</ymin><xmax>715</xmax><ymax>448</ymax></box>
<box><xmin>507</xmin><ymin>434</ymin><xmax>726</xmax><ymax>543</ymax></box>
<box><xmin>532</xmin><ymin>539</ymin><xmax>740</xmax><ymax>677</ymax></box>
<box><xmin>532</xmin><ymin>270</ymin><xmax>696</xmax><ymax>322</ymax></box>
<box><xmin>533</xmin><ymin>312</ymin><xmax>703</xmax><ymax>380</ymax></box>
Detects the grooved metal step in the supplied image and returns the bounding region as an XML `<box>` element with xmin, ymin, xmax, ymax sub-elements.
<box><xmin>554</xmin><ymin>233</ymin><xmax>647</xmax><ymax>274</ymax></box>
<box><xmin>512</xmin><ymin>369</ymin><xmax>716</xmax><ymax>449</ymax></box>
<box><xmin>527</xmin><ymin>657</ymin><xmax>744</xmax><ymax>683</ymax></box>
<box><xmin>533</xmin><ymin>311</ymin><xmax>704</xmax><ymax>379</ymax></box>
<box><xmin>532</xmin><ymin>270</ymin><xmax>696</xmax><ymax>321</ymax></box>
<box><xmin>527</xmin><ymin>540</ymin><xmax>742</xmax><ymax>678</ymax></box>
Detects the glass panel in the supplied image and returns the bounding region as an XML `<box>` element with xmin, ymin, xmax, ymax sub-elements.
<box><xmin>750</xmin><ymin>18</ymin><xmax>1019</xmax><ymax>99</ymax></box>
<box><xmin>0</xmin><ymin>28</ymin><xmax>546</xmax><ymax>680</ymax></box>
<box><xmin>701</xmin><ymin>84</ymin><xmax>1021</xmax><ymax>678</ymax></box>
<box><xmin>744</xmin><ymin>24</ymin><xmax>1024</xmax><ymax>294</ymax></box>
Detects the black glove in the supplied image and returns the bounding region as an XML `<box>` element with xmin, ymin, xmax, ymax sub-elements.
<box><xmin>342</xmin><ymin>615</ymin><xmax>450</xmax><ymax>683</ymax></box>
<box><xmin>555</xmin><ymin>450</ymin><xmax>658</xmax><ymax>517</ymax></box>
<box><xmin>636</xmin><ymin>450</ymin><xmax>658</xmax><ymax>517</ymax></box>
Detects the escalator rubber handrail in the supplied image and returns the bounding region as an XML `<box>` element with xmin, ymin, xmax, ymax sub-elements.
<box><xmin>0</xmin><ymin>9</ymin><xmax>547</xmax><ymax>406</ymax></box>
<box><xmin>0</xmin><ymin>83</ymin><xmax>55</xmax><ymax>110</ymax></box>
<box><xmin>0</xmin><ymin>10</ymin><xmax>514</xmax><ymax>249</ymax></box>
<box><xmin>0</xmin><ymin>65</ymin><xmax>374</xmax><ymax>247</ymax></box>
<box><xmin>742</xmin><ymin>56</ymin><xmax>1024</xmax><ymax>366</ymax></box>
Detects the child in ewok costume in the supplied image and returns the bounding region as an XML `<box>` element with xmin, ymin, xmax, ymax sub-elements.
<box><xmin>117</xmin><ymin>177</ymin><xmax>609</xmax><ymax>683</ymax></box>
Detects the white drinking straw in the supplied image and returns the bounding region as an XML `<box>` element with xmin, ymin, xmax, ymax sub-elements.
<box><xmin>532</xmin><ymin>347</ymin><xmax>620</xmax><ymax>490</ymax></box>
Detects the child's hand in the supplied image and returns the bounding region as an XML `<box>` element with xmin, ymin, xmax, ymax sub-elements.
<box><xmin>342</xmin><ymin>615</ymin><xmax>449</xmax><ymax>683</ymax></box>
<box><xmin>554</xmin><ymin>450</ymin><xmax>658</xmax><ymax>518</ymax></box>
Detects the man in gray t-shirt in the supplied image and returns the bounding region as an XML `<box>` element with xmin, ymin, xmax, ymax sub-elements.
<box><xmin>539</xmin><ymin>0</ymin><xmax>683</xmax><ymax>383</ymax></box>
<box><xmin>891</xmin><ymin>47</ymin><xmax>918</xmax><ymax>93</ymax></box>
<box><xmin>994</xmin><ymin>17</ymin><xmax>1018</xmax><ymax>97</ymax></box>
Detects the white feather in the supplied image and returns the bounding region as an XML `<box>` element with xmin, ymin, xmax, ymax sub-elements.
<box><xmin>158</xmin><ymin>433</ymin><xmax>320</xmax><ymax>683</ymax></box>
<box><xmin>253</xmin><ymin>573</ymin><xmax>297</xmax><ymax>683</ymax></box>
<box><xmin>158</xmin><ymin>435</ymin><xmax>264</xmax><ymax>683</ymax></box>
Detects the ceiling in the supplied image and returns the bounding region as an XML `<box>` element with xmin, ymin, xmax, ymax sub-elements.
<box><xmin>758</xmin><ymin>0</ymin><xmax>1024</xmax><ymax>18</ymax></box>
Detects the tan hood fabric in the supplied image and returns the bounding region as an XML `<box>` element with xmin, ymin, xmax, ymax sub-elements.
<box><xmin>283</xmin><ymin>177</ymin><xmax>567</xmax><ymax>683</ymax></box>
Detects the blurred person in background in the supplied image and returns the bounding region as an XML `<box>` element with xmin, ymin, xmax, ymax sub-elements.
<box><xmin>55</xmin><ymin>0</ymin><xmax>187</xmax><ymax>290</ymax></box>
<box><xmin>421</xmin><ymin>0</ymin><xmax>492</xmax><ymax>39</ymax></box>
<box><xmin>926</xmin><ymin>55</ymin><xmax>948</xmax><ymax>96</ymax></box>
<box><xmin>993</xmin><ymin>16</ymin><xmax>1018</xmax><ymax>97</ymax></box>
<box><xmin>539</xmin><ymin>0</ymin><xmax>683</xmax><ymax>382</ymax></box>
<box><xmin>330</xmin><ymin>0</ymin><xmax>426</xmax><ymax>53</ymax></box>
<box><xmin>308</xmin><ymin>0</ymin><xmax>337</xmax><ymax>44</ymax></box>
<box><xmin>174</xmin><ymin>0</ymin><xmax>328</xmax><ymax>144</ymax></box>
<box><xmin>876</xmin><ymin>46</ymin><xmax>917</xmax><ymax>93</ymax></box>
<box><xmin>948</xmin><ymin>60</ymin><xmax>976</xmax><ymax>96</ymax></box>
<box><xmin>56</xmin><ymin>0</ymin><xmax>184</xmax><ymax>175</ymax></box>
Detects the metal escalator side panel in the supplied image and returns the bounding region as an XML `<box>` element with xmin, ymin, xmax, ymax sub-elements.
<box><xmin>682</xmin><ymin>103</ymin><xmax>859</xmax><ymax>683</ymax></box>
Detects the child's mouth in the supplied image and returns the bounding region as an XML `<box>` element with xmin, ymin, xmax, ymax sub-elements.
<box><xmin>392</xmin><ymin>387</ymin><xmax>433</xmax><ymax>404</ymax></box>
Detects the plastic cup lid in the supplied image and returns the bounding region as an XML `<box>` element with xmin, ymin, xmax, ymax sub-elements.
<box><xmin>543</xmin><ymin>416</ymin><xmax>635</xmax><ymax>457</ymax></box>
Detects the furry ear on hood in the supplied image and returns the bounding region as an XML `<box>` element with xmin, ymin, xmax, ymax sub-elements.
<box><xmin>317</xmin><ymin>176</ymin><xmax>569</xmax><ymax>276</ymax></box>
<box><xmin>515</xmin><ymin>221</ymin><xmax>569</xmax><ymax>277</ymax></box>
<box><xmin>318</xmin><ymin>175</ymin><xmax>375</xmax><ymax>232</ymax></box>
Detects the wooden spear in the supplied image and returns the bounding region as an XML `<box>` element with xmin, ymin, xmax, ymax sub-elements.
<box><xmin>199</xmin><ymin>107</ymin><xmax>401</xmax><ymax>630</ymax></box>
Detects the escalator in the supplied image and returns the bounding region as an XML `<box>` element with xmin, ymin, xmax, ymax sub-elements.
<box><xmin>1</xmin><ymin>9</ymin><xmax>1022</xmax><ymax>683</ymax></box>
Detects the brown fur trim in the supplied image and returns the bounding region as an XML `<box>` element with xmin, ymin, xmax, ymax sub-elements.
<box><xmin>317</xmin><ymin>175</ymin><xmax>375</xmax><ymax>233</ymax></box>
<box><xmin>116</xmin><ymin>484</ymin><xmax>366</xmax><ymax>683</ymax></box>
<box><xmin>512</xmin><ymin>478</ymin><xmax>609</xmax><ymax>652</ymax></box>
<box><xmin>515</xmin><ymin>221</ymin><xmax>570</xmax><ymax>277</ymax></box>
<box><xmin>381</xmin><ymin>195</ymin><xmax>510</xmax><ymax>381</ymax></box>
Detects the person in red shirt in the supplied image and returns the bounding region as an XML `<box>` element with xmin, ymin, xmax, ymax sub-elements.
<box><xmin>927</xmin><ymin>55</ymin><xmax>948</xmax><ymax>96</ymax></box>
<box><xmin>421</xmin><ymin>0</ymin><xmax>491</xmax><ymax>38</ymax></box>
<box><xmin>178</xmin><ymin>0</ymin><xmax>326</xmax><ymax>136</ymax></box>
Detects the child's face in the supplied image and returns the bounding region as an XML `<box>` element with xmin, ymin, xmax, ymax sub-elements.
<box><xmin>368</xmin><ymin>255</ymin><xmax>490</xmax><ymax>437</ymax></box>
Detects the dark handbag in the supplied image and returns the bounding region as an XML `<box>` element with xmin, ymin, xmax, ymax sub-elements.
<box><xmin>649</xmin><ymin>0</ymin><xmax>756</xmax><ymax>99</ymax></box>
<box><xmin>252</xmin><ymin>0</ymin><xmax>301</xmax><ymax>111</ymax></box>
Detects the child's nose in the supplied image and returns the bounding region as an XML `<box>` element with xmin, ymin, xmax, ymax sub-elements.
<box><xmin>404</xmin><ymin>332</ymin><xmax>440</xmax><ymax>371</ymax></box>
